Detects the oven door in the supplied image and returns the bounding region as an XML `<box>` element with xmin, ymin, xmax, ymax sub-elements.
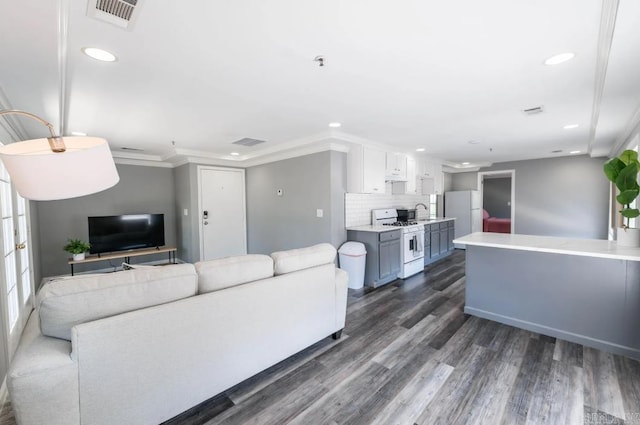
<box><xmin>403</xmin><ymin>230</ymin><xmax>425</xmax><ymax>262</ymax></box>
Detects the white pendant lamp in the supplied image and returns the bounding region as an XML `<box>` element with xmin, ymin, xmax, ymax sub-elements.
<box><xmin>0</xmin><ymin>110</ymin><xmax>120</xmax><ymax>201</ymax></box>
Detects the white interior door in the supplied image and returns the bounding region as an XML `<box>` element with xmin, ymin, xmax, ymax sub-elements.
<box><xmin>198</xmin><ymin>167</ymin><xmax>247</xmax><ymax>261</ymax></box>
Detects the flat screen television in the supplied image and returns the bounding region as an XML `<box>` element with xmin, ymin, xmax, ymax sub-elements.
<box><xmin>88</xmin><ymin>214</ymin><xmax>165</xmax><ymax>254</ymax></box>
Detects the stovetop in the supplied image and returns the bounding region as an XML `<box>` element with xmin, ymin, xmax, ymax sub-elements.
<box><xmin>382</xmin><ymin>221</ymin><xmax>418</xmax><ymax>227</ymax></box>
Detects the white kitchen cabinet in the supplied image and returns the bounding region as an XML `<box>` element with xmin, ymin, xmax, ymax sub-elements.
<box><xmin>391</xmin><ymin>156</ymin><xmax>417</xmax><ymax>194</ymax></box>
<box><xmin>385</xmin><ymin>152</ymin><xmax>407</xmax><ymax>181</ymax></box>
<box><xmin>417</xmin><ymin>158</ymin><xmax>443</xmax><ymax>195</ymax></box>
<box><xmin>347</xmin><ymin>144</ymin><xmax>386</xmax><ymax>194</ymax></box>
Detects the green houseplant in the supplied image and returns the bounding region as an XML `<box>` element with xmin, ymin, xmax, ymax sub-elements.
<box><xmin>603</xmin><ymin>149</ymin><xmax>640</xmax><ymax>246</ymax></box>
<box><xmin>63</xmin><ymin>238</ymin><xmax>91</xmax><ymax>261</ymax></box>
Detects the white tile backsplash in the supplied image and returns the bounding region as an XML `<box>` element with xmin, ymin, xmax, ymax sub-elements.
<box><xmin>345</xmin><ymin>181</ymin><xmax>432</xmax><ymax>227</ymax></box>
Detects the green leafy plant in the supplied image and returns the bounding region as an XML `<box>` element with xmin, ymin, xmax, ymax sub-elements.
<box><xmin>63</xmin><ymin>239</ymin><xmax>90</xmax><ymax>255</ymax></box>
<box><xmin>604</xmin><ymin>149</ymin><xmax>640</xmax><ymax>228</ymax></box>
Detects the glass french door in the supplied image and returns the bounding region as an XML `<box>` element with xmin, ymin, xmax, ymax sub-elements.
<box><xmin>0</xmin><ymin>158</ymin><xmax>34</xmax><ymax>357</ymax></box>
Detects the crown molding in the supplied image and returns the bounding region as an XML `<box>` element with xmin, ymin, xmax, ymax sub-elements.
<box><xmin>442</xmin><ymin>160</ymin><xmax>493</xmax><ymax>173</ymax></box>
<box><xmin>588</xmin><ymin>0</ymin><xmax>619</xmax><ymax>155</ymax></box>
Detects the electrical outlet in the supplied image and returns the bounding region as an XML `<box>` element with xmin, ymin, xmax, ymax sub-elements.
<box><xmin>316</xmin><ymin>209</ymin><xmax>323</xmax><ymax>218</ymax></box>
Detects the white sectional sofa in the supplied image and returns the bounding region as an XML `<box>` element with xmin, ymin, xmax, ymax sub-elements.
<box><xmin>8</xmin><ymin>243</ymin><xmax>348</xmax><ymax>425</ymax></box>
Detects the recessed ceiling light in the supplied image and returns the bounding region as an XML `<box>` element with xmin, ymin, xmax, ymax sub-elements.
<box><xmin>563</xmin><ymin>124</ymin><xmax>579</xmax><ymax>130</ymax></box>
<box><xmin>328</xmin><ymin>122</ymin><xmax>341</xmax><ymax>128</ymax></box>
<box><xmin>462</xmin><ymin>162</ymin><xmax>470</xmax><ymax>165</ymax></box>
<box><xmin>82</xmin><ymin>47</ymin><xmax>117</xmax><ymax>62</ymax></box>
<box><xmin>570</xmin><ymin>150</ymin><xmax>581</xmax><ymax>154</ymax></box>
<box><xmin>71</xmin><ymin>131</ymin><xmax>87</xmax><ymax>136</ymax></box>
<box><xmin>416</xmin><ymin>148</ymin><xmax>425</xmax><ymax>152</ymax></box>
<box><xmin>544</xmin><ymin>52</ymin><xmax>575</xmax><ymax>66</ymax></box>
<box><xmin>230</xmin><ymin>152</ymin><xmax>240</xmax><ymax>156</ymax></box>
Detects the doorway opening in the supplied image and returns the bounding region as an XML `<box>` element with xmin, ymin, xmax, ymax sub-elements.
<box><xmin>477</xmin><ymin>170</ymin><xmax>515</xmax><ymax>234</ymax></box>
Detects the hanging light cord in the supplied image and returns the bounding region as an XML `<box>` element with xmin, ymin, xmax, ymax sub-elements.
<box><xmin>0</xmin><ymin>109</ymin><xmax>66</xmax><ymax>152</ymax></box>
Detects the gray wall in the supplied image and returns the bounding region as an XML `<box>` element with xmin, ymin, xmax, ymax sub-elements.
<box><xmin>483</xmin><ymin>177</ymin><xmax>511</xmax><ymax>218</ymax></box>
<box><xmin>450</xmin><ymin>155</ymin><xmax>609</xmax><ymax>239</ymax></box>
<box><xmin>443</xmin><ymin>172</ymin><xmax>453</xmax><ymax>192</ymax></box>
<box><xmin>173</xmin><ymin>164</ymin><xmax>200</xmax><ymax>264</ymax></box>
<box><xmin>246</xmin><ymin>151</ymin><xmax>346</xmax><ymax>254</ymax></box>
<box><xmin>35</xmin><ymin>164</ymin><xmax>177</xmax><ymax>277</ymax></box>
<box><xmin>450</xmin><ymin>172</ymin><xmax>478</xmax><ymax>191</ymax></box>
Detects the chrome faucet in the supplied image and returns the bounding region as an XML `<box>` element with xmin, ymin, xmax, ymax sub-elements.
<box><xmin>415</xmin><ymin>203</ymin><xmax>428</xmax><ymax>211</ymax></box>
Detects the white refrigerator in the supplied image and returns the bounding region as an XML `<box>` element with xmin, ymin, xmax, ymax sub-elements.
<box><xmin>445</xmin><ymin>190</ymin><xmax>482</xmax><ymax>249</ymax></box>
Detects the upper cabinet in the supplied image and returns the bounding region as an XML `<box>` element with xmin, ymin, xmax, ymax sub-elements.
<box><xmin>417</xmin><ymin>159</ymin><xmax>443</xmax><ymax>195</ymax></box>
<box><xmin>392</xmin><ymin>156</ymin><xmax>417</xmax><ymax>194</ymax></box>
<box><xmin>347</xmin><ymin>145</ymin><xmax>386</xmax><ymax>194</ymax></box>
<box><xmin>385</xmin><ymin>153</ymin><xmax>407</xmax><ymax>181</ymax></box>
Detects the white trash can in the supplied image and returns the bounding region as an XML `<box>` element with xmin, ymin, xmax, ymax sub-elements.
<box><xmin>338</xmin><ymin>242</ymin><xmax>367</xmax><ymax>289</ymax></box>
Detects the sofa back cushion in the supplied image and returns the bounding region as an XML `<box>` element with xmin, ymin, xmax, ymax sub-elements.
<box><xmin>37</xmin><ymin>264</ymin><xmax>197</xmax><ymax>341</ymax></box>
<box><xmin>271</xmin><ymin>243</ymin><xmax>336</xmax><ymax>275</ymax></box>
<box><xmin>195</xmin><ymin>255</ymin><xmax>274</xmax><ymax>294</ymax></box>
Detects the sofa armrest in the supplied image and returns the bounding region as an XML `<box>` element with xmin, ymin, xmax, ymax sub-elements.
<box><xmin>335</xmin><ymin>268</ymin><xmax>348</xmax><ymax>331</ymax></box>
<box><xmin>8</xmin><ymin>311</ymin><xmax>79</xmax><ymax>425</ymax></box>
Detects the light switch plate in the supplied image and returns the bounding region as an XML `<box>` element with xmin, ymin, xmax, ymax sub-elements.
<box><xmin>277</xmin><ymin>189</ymin><xmax>283</xmax><ymax>196</ymax></box>
<box><xmin>316</xmin><ymin>209</ymin><xmax>323</xmax><ymax>218</ymax></box>
<box><xmin>183</xmin><ymin>208</ymin><xmax>188</xmax><ymax>216</ymax></box>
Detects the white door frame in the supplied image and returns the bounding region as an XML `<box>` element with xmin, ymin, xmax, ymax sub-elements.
<box><xmin>197</xmin><ymin>165</ymin><xmax>247</xmax><ymax>261</ymax></box>
<box><xmin>477</xmin><ymin>170</ymin><xmax>516</xmax><ymax>234</ymax></box>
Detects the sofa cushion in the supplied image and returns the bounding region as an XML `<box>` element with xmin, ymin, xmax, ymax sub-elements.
<box><xmin>37</xmin><ymin>264</ymin><xmax>198</xmax><ymax>341</ymax></box>
<box><xmin>271</xmin><ymin>243</ymin><xmax>336</xmax><ymax>275</ymax></box>
<box><xmin>195</xmin><ymin>255</ymin><xmax>274</xmax><ymax>294</ymax></box>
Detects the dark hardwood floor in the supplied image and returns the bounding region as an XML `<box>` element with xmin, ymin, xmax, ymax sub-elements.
<box><xmin>2</xmin><ymin>250</ymin><xmax>640</xmax><ymax>424</ymax></box>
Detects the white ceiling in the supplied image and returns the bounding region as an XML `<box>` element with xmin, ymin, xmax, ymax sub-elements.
<box><xmin>1</xmin><ymin>0</ymin><xmax>639</xmax><ymax>167</ymax></box>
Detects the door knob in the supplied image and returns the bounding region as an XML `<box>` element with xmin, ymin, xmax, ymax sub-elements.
<box><xmin>15</xmin><ymin>243</ymin><xmax>26</xmax><ymax>250</ymax></box>
<box><xmin>204</xmin><ymin>221</ymin><xmax>209</xmax><ymax>225</ymax></box>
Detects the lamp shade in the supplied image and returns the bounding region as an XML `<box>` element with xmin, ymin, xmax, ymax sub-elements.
<box><xmin>0</xmin><ymin>137</ymin><xmax>120</xmax><ymax>201</ymax></box>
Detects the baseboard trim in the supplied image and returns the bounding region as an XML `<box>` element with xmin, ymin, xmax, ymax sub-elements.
<box><xmin>464</xmin><ymin>306</ymin><xmax>640</xmax><ymax>360</ymax></box>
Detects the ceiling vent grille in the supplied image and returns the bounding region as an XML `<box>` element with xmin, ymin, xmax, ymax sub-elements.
<box><xmin>87</xmin><ymin>0</ymin><xmax>143</xmax><ymax>30</ymax></box>
<box><xmin>232</xmin><ymin>138</ymin><xmax>266</xmax><ymax>147</ymax></box>
<box><xmin>522</xmin><ymin>105</ymin><xmax>544</xmax><ymax>115</ymax></box>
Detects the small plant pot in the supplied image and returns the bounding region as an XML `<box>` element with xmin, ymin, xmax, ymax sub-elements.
<box><xmin>616</xmin><ymin>227</ymin><xmax>640</xmax><ymax>247</ymax></box>
<box><xmin>72</xmin><ymin>253</ymin><xmax>86</xmax><ymax>261</ymax></box>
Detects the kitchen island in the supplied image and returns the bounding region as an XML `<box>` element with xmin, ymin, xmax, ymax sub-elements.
<box><xmin>455</xmin><ymin>232</ymin><xmax>640</xmax><ymax>360</ymax></box>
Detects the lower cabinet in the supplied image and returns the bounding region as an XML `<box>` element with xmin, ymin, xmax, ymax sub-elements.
<box><xmin>424</xmin><ymin>220</ymin><xmax>456</xmax><ymax>266</ymax></box>
<box><xmin>347</xmin><ymin>229</ymin><xmax>402</xmax><ymax>288</ymax></box>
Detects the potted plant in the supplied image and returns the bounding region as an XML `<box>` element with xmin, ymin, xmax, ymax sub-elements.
<box><xmin>63</xmin><ymin>239</ymin><xmax>91</xmax><ymax>261</ymax></box>
<box><xmin>603</xmin><ymin>149</ymin><xmax>640</xmax><ymax>247</ymax></box>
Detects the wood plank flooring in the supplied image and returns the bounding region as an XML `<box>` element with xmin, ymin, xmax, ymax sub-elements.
<box><xmin>2</xmin><ymin>249</ymin><xmax>640</xmax><ymax>424</ymax></box>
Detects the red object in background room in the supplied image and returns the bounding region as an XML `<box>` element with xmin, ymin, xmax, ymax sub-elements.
<box><xmin>482</xmin><ymin>209</ymin><xmax>511</xmax><ymax>233</ymax></box>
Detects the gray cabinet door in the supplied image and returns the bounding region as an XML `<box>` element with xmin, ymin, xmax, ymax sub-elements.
<box><xmin>430</xmin><ymin>230</ymin><xmax>440</xmax><ymax>258</ymax></box>
<box><xmin>439</xmin><ymin>230</ymin><xmax>448</xmax><ymax>255</ymax></box>
<box><xmin>448</xmin><ymin>227</ymin><xmax>455</xmax><ymax>251</ymax></box>
<box><xmin>379</xmin><ymin>239</ymin><xmax>401</xmax><ymax>280</ymax></box>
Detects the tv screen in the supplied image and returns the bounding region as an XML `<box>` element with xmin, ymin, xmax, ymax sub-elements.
<box><xmin>88</xmin><ymin>214</ymin><xmax>165</xmax><ymax>254</ymax></box>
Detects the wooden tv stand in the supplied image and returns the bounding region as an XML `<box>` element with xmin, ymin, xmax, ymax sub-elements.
<box><xmin>67</xmin><ymin>246</ymin><xmax>177</xmax><ymax>276</ymax></box>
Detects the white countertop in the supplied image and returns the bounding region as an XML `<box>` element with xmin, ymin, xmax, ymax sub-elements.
<box><xmin>454</xmin><ymin>232</ymin><xmax>640</xmax><ymax>262</ymax></box>
<box><xmin>347</xmin><ymin>217</ymin><xmax>455</xmax><ymax>233</ymax></box>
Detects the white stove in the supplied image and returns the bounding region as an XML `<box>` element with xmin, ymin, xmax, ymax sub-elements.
<box><xmin>372</xmin><ymin>209</ymin><xmax>425</xmax><ymax>279</ymax></box>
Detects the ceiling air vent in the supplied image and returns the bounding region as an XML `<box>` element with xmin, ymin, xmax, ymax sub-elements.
<box><xmin>232</xmin><ymin>138</ymin><xmax>266</xmax><ymax>147</ymax></box>
<box><xmin>87</xmin><ymin>0</ymin><xmax>144</xmax><ymax>30</ymax></box>
<box><xmin>121</xmin><ymin>147</ymin><xmax>144</xmax><ymax>151</ymax></box>
<box><xmin>522</xmin><ymin>105</ymin><xmax>544</xmax><ymax>115</ymax></box>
